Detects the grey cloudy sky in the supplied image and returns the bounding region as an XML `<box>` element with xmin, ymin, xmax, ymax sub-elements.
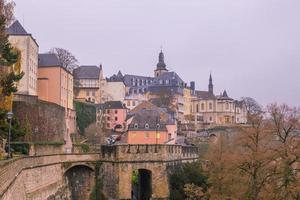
<box><xmin>14</xmin><ymin>0</ymin><xmax>300</xmax><ymax>106</ymax></box>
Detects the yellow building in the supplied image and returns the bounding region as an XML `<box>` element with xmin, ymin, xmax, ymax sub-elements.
<box><xmin>190</xmin><ymin>74</ymin><xmax>247</xmax><ymax>128</ymax></box>
<box><xmin>7</xmin><ymin>20</ymin><xmax>38</xmax><ymax>96</ymax></box>
<box><xmin>73</xmin><ymin>65</ymin><xmax>102</xmax><ymax>103</ymax></box>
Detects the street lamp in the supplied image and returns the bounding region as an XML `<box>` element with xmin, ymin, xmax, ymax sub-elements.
<box><xmin>6</xmin><ymin>111</ymin><xmax>13</xmax><ymax>159</ymax></box>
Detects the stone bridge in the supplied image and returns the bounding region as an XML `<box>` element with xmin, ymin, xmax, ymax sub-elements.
<box><xmin>0</xmin><ymin>144</ymin><xmax>199</xmax><ymax>200</ymax></box>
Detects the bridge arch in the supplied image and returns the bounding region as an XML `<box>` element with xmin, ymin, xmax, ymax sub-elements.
<box><xmin>132</xmin><ymin>168</ymin><xmax>152</xmax><ymax>200</ymax></box>
<box><xmin>64</xmin><ymin>164</ymin><xmax>95</xmax><ymax>200</ymax></box>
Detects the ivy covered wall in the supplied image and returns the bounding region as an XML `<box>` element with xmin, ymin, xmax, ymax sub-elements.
<box><xmin>74</xmin><ymin>101</ymin><xmax>96</xmax><ymax>135</ymax></box>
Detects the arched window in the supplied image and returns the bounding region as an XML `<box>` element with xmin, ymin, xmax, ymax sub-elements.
<box><xmin>209</xmin><ymin>102</ymin><xmax>213</xmax><ymax>110</ymax></box>
<box><xmin>201</xmin><ymin>103</ymin><xmax>205</xmax><ymax>110</ymax></box>
<box><xmin>196</xmin><ymin>104</ymin><xmax>199</xmax><ymax>113</ymax></box>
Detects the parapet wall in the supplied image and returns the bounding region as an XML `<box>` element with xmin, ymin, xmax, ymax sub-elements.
<box><xmin>101</xmin><ymin>144</ymin><xmax>199</xmax><ymax>162</ymax></box>
<box><xmin>0</xmin><ymin>154</ymin><xmax>100</xmax><ymax>198</ymax></box>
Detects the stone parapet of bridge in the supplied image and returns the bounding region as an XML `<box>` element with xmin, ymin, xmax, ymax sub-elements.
<box><xmin>101</xmin><ymin>144</ymin><xmax>199</xmax><ymax>163</ymax></box>
<box><xmin>0</xmin><ymin>154</ymin><xmax>100</xmax><ymax>198</ymax></box>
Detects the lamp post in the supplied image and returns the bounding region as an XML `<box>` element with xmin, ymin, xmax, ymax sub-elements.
<box><xmin>6</xmin><ymin>111</ymin><xmax>13</xmax><ymax>159</ymax></box>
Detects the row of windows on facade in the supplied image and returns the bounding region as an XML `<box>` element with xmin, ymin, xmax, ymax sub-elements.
<box><xmin>131</xmin><ymin>78</ymin><xmax>152</xmax><ymax>86</ymax></box>
<box><xmin>107</xmin><ymin>116</ymin><xmax>119</xmax><ymax>121</ymax></box>
<box><xmin>194</xmin><ymin>102</ymin><xmax>243</xmax><ymax>113</ymax></box>
<box><xmin>29</xmin><ymin>75</ymin><xmax>36</xmax><ymax>89</ymax></box>
<box><xmin>194</xmin><ymin>115</ymin><xmax>238</xmax><ymax>123</ymax></box>
<box><xmin>126</xmin><ymin>100</ymin><xmax>138</xmax><ymax>107</ymax></box>
<box><xmin>131</xmin><ymin>78</ymin><xmax>184</xmax><ymax>87</ymax></box>
<box><xmin>86</xmin><ymin>90</ymin><xmax>96</xmax><ymax>97</ymax></box>
<box><xmin>104</xmin><ymin>109</ymin><xmax>120</xmax><ymax>114</ymax></box>
<box><xmin>129</xmin><ymin>88</ymin><xmax>147</xmax><ymax>94</ymax></box>
<box><xmin>80</xmin><ymin>79</ymin><xmax>99</xmax><ymax>87</ymax></box>
<box><xmin>133</xmin><ymin>123</ymin><xmax>160</xmax><ymax>129</ymax></box>
<box><xmin>29</xmin><ymin>59</ymin><xmax>37</xmax><ymax>74</ymax></box>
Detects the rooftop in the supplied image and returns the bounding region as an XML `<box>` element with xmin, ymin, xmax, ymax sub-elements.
<box><xmin>73</xmin><ymin>65</ymin><xmax>100</xmax><ymax>79</ymax></box>
<box><xmin>6</xmin><ymin>20</ymin><xmax>29</xmax><ymax>35</ymax></box>
<box><xmin>38</xmin><ymin>53</ymin><xmax>61</xmax><ymax>67</ymax></box>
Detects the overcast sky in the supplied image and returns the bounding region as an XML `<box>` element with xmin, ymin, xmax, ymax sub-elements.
<box><xmin>13</xmin><ymin>0</ymin><xmax>300</xmax><ymax>107</ymax></box>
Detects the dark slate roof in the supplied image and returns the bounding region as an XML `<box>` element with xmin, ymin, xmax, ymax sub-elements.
<box><xmin>38</xmin><ymin>53</ymin><xmax>61</xmax><ymax>67</ymax></box>
<box><xmin>128</xmin><ymin>109</ymin><xmax>167</xmax><ymax>131</ymax></box>
<box><xmin>104</xmin><ymin>101</ymin><xmax>126</xmax><ymax>109</ymax></box>
<box><xmin>147</xmin><ymin>72</ymin><xmax>185</xmax><ymax>95</ymax></box>
<box><xmin>107</xmin><ymin>70</ymin><xmax>124</xmax><ymax>82</ymax></box>
<box><xmin>123</xmin><ymin>74</ymin><xmax>154</xmax><ymax>87</ymax></box>
<box><xmin>195</xmin><ymin>90</ymin><xmax>216</xmax><ymax>100</ymax></box>
<box><xmin>154</xmin><ymin>72</ymin><xmax>184</xmax><ymax>85</ymax></box>
<box><xmin>73</xmin><ymin>65</ymin><xmax>100</xmax><ymax>79</ymax></box>
<box><xmin>6</xmin><ymin>20</ymin><xmax>29</xmax><ymax>35</ymax></box>
<box><xmin>95</xmin><ymin>103</ymin><xmax>105</xmax><ymax>110</ymax></box>
<box><xmin>216</xmin><ymin>90</ymin><xmax>233</xmax><ymax>100</ymax></box>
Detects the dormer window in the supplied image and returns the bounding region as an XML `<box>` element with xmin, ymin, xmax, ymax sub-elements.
<box><xmin>145</xmin><ymin>123</ymin><xmax>149</xmax><ymax>129</ymax></box>
<box><xmin>134</xmin><ymin>123</ymin><xmax>138</xmax><ymax>129</ymax></box>
<box><xmin>156</xmin><ymin>124</ymin><xmax>160</xmax><ymax>129</ymax></box>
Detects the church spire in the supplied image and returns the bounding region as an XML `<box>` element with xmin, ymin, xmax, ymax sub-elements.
<box><xmin>208</xmin><ymin>73</ymin><xmax>213</xmax><ymax>94</ymax></box>
<box><xmin>156</xmin><ymin>50</ymin><xmax>166</xmax><ymax>70</ymax></box>
<box><xmin>154</xmin><ymin>50</ymin><xmax>168</xmax><ymax>77</ymax></box>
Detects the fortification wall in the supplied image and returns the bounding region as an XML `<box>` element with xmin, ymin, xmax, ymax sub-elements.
<box><xmin>13</xmin><ymin>97</ymin><xmax>66</xmax><ymax>142</ymax></box>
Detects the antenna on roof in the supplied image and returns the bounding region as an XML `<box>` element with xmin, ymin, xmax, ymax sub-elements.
<box><xmin>22</xmin><ymin>14</ymin><xmax>25</xmax><ymax>28</ymax></box>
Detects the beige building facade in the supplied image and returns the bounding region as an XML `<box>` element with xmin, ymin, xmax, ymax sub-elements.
<box><xmin>73</xmin><ymin>65</ymin><xmax>102</xmax><ymax>103</ymax></box>
<box><xmin>37</xmin><ymin>53</ymin><xmax>75</xmax><ymax>152</ymax></box>
<box><xmin>7</xmin><ymin>20</ymin><xmax>39</xmax><ymax>96</ymax></box>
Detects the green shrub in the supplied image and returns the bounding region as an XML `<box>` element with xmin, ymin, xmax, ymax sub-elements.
<box><xmin>75</xmin><ymin>101</ymin><xmax>96</xmax><ymax>135</ymax></box>
<box><xmin>169</xmin><ymin>162</ymin><xmax>208</xmax><ymax>200</ymax></box>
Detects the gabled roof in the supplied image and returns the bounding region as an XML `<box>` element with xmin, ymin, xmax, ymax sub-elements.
<box><xmin>196</xmin><ymin>90</ymin><xmax>216</xmax><ymax>100</ymax></box>
<box><xmin>129</xmin><ymin>101</ymin><xmax>175</xmax><ymax>125</ymax></box>
<box><xmin>73</xmin><ymin>65</ymin><xmax>100</xmax><ymax>79</ymax></box>
<box><xmin>6</xmin><ymin>20</ymin><xmax>28</xmax><ymax>35</ymax></box>
<box><xmin>128</xmin><ymin>109</ymin><xmax>167</xmax><ymax>131</ymax></box>
<box><xmin>38</xmin><ymin>53</ymin><xmax>61</xmax><ymax>67</ymax></box>
<box><xmin>216</xmin><ymin>90</ymin><xmax>233</xmax><ymax>100</ymax></box>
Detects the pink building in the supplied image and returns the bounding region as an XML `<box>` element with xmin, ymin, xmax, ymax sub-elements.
<box><xmin>103</xmin><ymin>101</ymin><xmax>127</xmax><ymax>132</ymax></box>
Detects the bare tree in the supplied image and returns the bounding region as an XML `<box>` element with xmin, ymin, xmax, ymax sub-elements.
<box><xmin>241</xmin><ymin>97</ymin><xmax>262</xmax><ymax>117</ymax></box>
<box><xmin>204</xmin><ymin>103</ymin><xmax>300</xmax><ymax>200</ymax></box>
<box><xmin>266</xmin><ymin>104</ymin><xmax>300</xmax><ymax>200</ymax></box>
<box><xmin>49</xmin><ymin>47</ymin><xmax>78</xmax><ymax>72</ymax></box>
<box><xmin>0</xmin><ymin>0</ymin><xmax>15</xmax><ymax>26</ymax></box>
